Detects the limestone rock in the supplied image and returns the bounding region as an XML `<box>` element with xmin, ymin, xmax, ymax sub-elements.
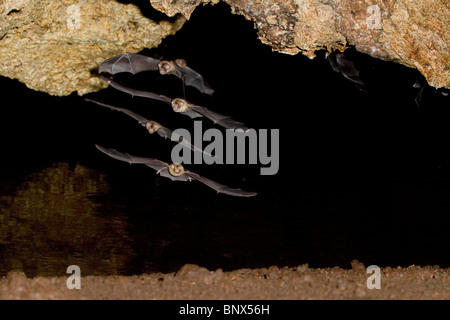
<box><xmin>0</xmin><ymin>0</ymin><xmax>185</xmax><ymax>96</ymax></box>
<box><xmin>150</xmin><ymin>0</ymin><xmax>221</xmax><ymax>19</ymax></box>
<box><xmin>0</xmin><ymin>0</ymin><xmax>448</xmax><ymax>96</ymax></box>
<box><xmin>152</xmin><ymin>0</ymin><xmax>450</xmax><ymax>89</ymax></box>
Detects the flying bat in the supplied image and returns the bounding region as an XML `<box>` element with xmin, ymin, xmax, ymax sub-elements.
<box><xmin>413</xmin><ymin>80</ymin><xmax>449</xmax><ymax>109</ymax></box>
<box><xmin>95</xmin><ymin>144</ymin><xmax>257</xmax><ymax>197</ymax></box>
<box><xmin>99</xmin><ymin>75</ymin><xmax>248</xmax><ymax>131</ymax></box>
<box><xmin>98</xmin><ymin>52</ymin><xmax>214</xmax><ymax>95</ymax></box>
<box><xmin>413</xmin><ymin>80</ymin><xmax>424</xmax><ymax>109</ymax></box>
<box><xmin>85</xmin><ymin>98</ymin><xmax>209</xmax><ymax>156</ymax></box>
<box><xmin>328</xmin><ymin>51</ymin><xmax>368</xmax><ymax>93</ymax></box>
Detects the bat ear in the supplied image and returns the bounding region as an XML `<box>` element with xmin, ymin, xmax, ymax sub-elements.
<box><xmin>175</xmin><ymin>59</ymin><xmax>187</xmax><ymax>68</ymax></box>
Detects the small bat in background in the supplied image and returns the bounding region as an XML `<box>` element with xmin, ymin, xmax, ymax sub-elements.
<box><xmin>413</xmin><ymin>80</ymin><xmax>425</xmax><ymax>109</ymax></box>
<box><xmin>99</xmin><ymin>75</ymin><xmax>248</xmax><ymax>131</ymax></box>
<box><xmin>95</xmin><ymin>145</ymin><xmax>257</xmax><ymax>197</ymax></box>
<box><xmin>98</xmin><ymin>52</ymin><xmax>214</xmax><ymax>96</ymax></box>
<box><xmin>85</xmin><ymin>98</ymin><xmax>209</xmax><ymax>156</ymax></box>
<box><xmin>328</xmin><ymin>51</ymin><xmax>368</xmax><ymax>93</ymax></box>
<box><xmin>413</xmin><ymin>80</ymin><xmax>449</xmax><ymax>109</ymax></box>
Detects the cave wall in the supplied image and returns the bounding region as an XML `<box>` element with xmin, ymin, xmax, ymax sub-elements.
<box><xmin>0</xmin><ymin>0</ymin><xmax>448</xmax><ymax>96</ymax></box>
<box><xmin>151</xmin><ymin>0</ymin><xmax>449</xmax><ymax>89</ymax></box>
<box><xmin>0</xmin><ymin>0</ymin><xmax>185</xmax><ymax>96</ymax></box>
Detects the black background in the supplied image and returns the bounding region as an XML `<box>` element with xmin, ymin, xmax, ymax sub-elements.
<box><xmin>0</xmin><ymin>1</ymin><xmax>449</xmax><ymax>275</ymax></box>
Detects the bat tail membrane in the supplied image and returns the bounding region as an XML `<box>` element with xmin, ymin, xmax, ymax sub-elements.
<box><xmin>159</xmin><ymin>170</ymin><xmax>190</xmax><ymax>182</ymax></box>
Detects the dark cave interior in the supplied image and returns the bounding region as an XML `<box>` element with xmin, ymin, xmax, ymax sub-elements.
<box><xmin>0</xmin><ymin>2</ymin><xmax>449</xmax><ymax>277</ymax></box>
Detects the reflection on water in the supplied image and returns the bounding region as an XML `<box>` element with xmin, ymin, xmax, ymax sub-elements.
<box><xmin>0</xmin><ymin>161</ymin><xmax>281</xmax><ymax>278</ymax></box>
<box><xmin>0</xmin><ymin>163</ymin><xmax>134</xmax><ymax>277</ymax></box>
<box><xmin>0</xmin><ymin>162</ymin><xmax>450</xmax><ymax>277</ymax></box>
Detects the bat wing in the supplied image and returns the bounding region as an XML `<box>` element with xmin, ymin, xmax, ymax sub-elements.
<box><xmin>99</xmin><ymin>53</ymin><xmax>159</xmax><ymax>75</ymax></box>
<box><xmin>170</xmin><ymin>130</ymin><xmax>210</xmax><ymax>156</ymax></box>
<box><xmin>100</xmin><ymin>75</ymin><xmax>172</xmax><ymax>104</ymax></box>
<box><xmin>179</xmin><ymin>66</ymin><xmax>214</xmax><ymax>96</ymax></box>
<box><xmin>85</xmin><ymin>98</ymin><xmax>147</xmax><ymax>126</ymax></box>
<box><xmin>95</xmin><ymin>144</ymin><xmax>168</xmax><ymax>172</ymax></box>
<box><xmin>185</xmin><ymin>171</ymin><xmax>257</xmax><ymax>197</ymax></box>
<box><xmin>188</xmin><ymin>104</ymin><xmax>247</xmax><ymax>130</ymax></box>
<box><xmin>328</xmin><ymin>52</ymin><xmax>368</xmax><ymax>93</ymax></box>
<box><xmin>156</xmin><ymin>126</ymin><xmax>173</xmax><ymax>139</ymax></box>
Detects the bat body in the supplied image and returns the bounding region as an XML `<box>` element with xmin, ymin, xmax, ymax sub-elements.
<box><xmin>86</xmin><ymin>98</ymin><xmax>208</xmax><ymax>155</ymax></box>
<box><xmin>99</xmin><ymin>53</ymin><xmax>214</xmax><ymax>95</ymax></box>
<box><xmin>100</xmin><ymin>75</ymin><xmax>247</xmax><ymax>130</ymax></box>
<box><xmin>328</xmin><ymin>51</ymin><xmax>368</xmax><ymax>93</ymax></box>
<box><xmin>96</xmin><ymin>145</ymin><xmax>257</xmax><ymax>197</ymax></box>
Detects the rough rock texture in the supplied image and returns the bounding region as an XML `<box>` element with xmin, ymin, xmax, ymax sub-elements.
<box><xmin>1</xmin><ymin>263</ymin><xmax>449</xmax><ymax>299</ymax></box>
<box><xmin>0</xmin><ymin>0</ymin><xmax>185</xmax><ymax>95</ymax></box>
<box><xmin>150</xmin><ymin>0</ymin><xmax>221</xmax><ymax>19</ymax></box>
<box><xmin>0</xmin><ymin>0</ymin><xmax>447</xmax><ymax>96</ymax></box>
<box><xmin>151</xmin><ymin>0</ymin><xmax>450</xmax><ymax>89</ymax></box>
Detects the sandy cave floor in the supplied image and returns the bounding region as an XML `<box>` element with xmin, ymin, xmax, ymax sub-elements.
<box><xmin>1</xmin><ymin>261</ymin><xmax>449</xmax><ymax>300</ymax></box>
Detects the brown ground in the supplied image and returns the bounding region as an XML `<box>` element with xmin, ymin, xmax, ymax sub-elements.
<box><xmin>0</xmin><ymin>261</ymin><xmax>448</xmax><ymax>300</ymax></box>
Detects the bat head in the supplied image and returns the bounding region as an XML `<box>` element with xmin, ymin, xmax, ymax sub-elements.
<box><xmin>145</xmin><ymin>120</ymin><xmax>162</xmax><ymax>134</ymax></box>
<box><xmin>171</xmin><ymin>98</ymin><xmax>190</xmax><ymax>113</ymax></box>
<box><xmin>175</xmin><ymin>58</ymin><xmax>187</xmax><ymax>69</ymax></box>
<box><xmin>158</xmin><ymin>60</ymin><xmax>176</xmax><ymax>75</ymax></box>
<box><xmin>168</xmin><ymin>163</ymin><xmax>185</xmax><ymax>177</ymax></box>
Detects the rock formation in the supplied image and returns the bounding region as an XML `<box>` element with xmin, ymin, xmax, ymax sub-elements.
<box><xmin>0</xmin><ymin>0</ymin><xmax>447</xmax><ymax>96</ymax></box>
<box><xmin>151</xmin><ymin>0</ymin><xmax>449</xmax><ymax>89</ymax></box>
<box><xmin>0</xmin><ymin>0</ymin><xmax>185</xmax><ymax>95</ymax></box>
